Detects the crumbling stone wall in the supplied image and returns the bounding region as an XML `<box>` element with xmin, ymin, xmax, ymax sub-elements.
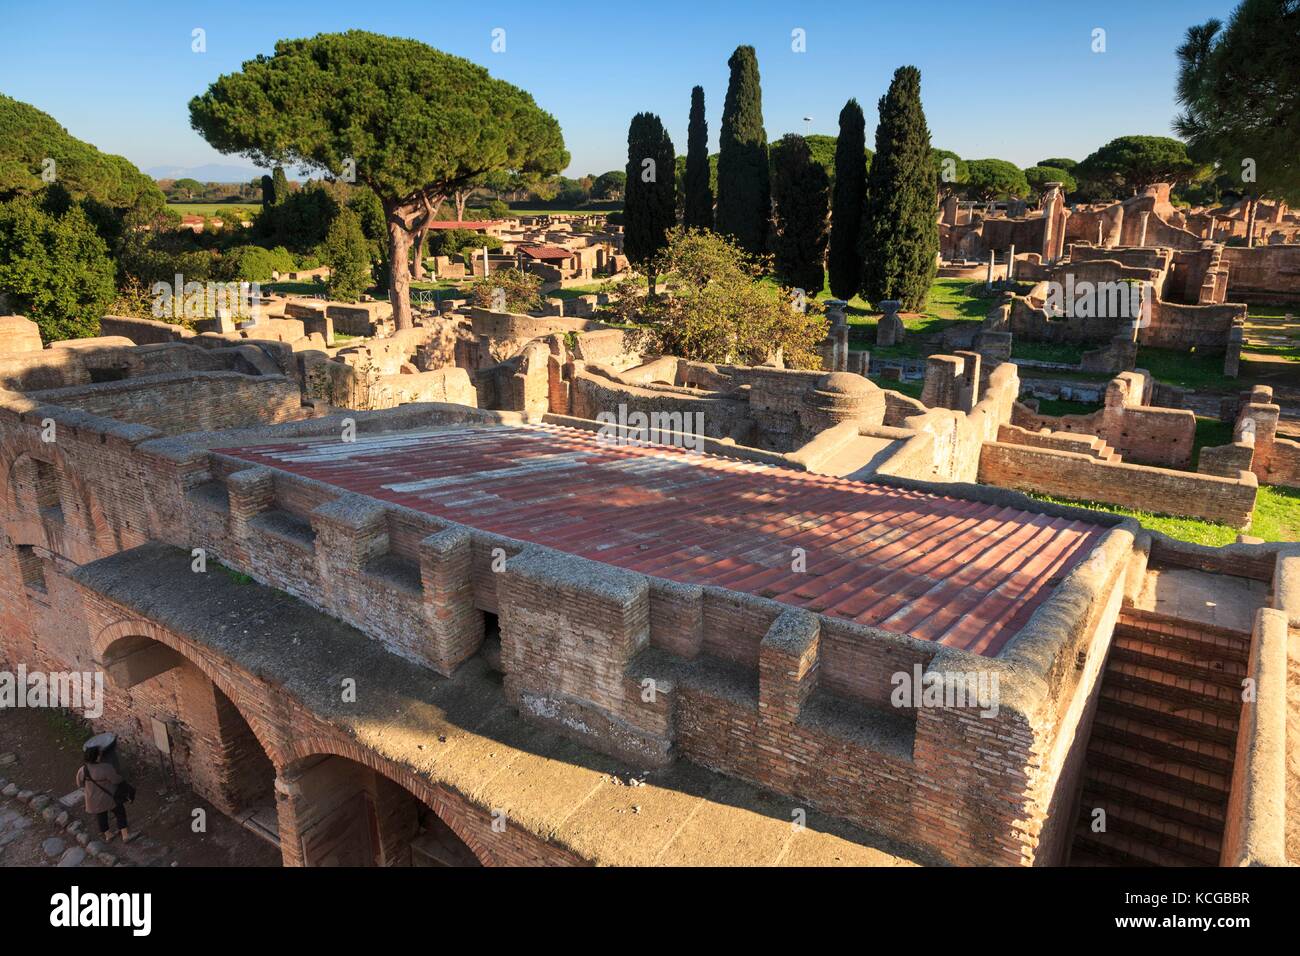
<box><xmin>25</xmin><ymin>371</ymin><xmax>307</xmax><ymax>434</ymax></box>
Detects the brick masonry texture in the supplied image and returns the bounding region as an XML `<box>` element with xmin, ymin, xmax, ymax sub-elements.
<box><xmin>0</xmin><ymin>390</ymin><xmax>1160</xmax><ymax>867</ymax></box>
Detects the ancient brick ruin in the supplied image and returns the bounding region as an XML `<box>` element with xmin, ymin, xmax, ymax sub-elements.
<box><xmin>0</xmin><ymin>283</ymin><xmax>1291</xmax><ymax>868</ymax></box>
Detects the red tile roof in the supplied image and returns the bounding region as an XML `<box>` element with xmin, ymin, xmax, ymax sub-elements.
<box><xmin>221</xmin><ymin>424</ymin><xmax>1105</xmax><ymax>656</ymax></box>
<box><xmin>517</xmin><ymin>244</ymin><xmax>575</xmax><ymax>261</ymax></box>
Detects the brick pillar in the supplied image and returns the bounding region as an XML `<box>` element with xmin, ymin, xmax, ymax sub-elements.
<box><xmin>921</xmin><ymin>355</ymin><xmax>964</xmax><ymax>410</ymax></box>
<box><xmin>226</xmin><ymin>467</ymin><xmax>274</xmax><ymax>546</ymax></box>
<box><xmin>499</xmin><ymin>547</ymin><xmax>673</xmax><ymax>768</ymax></box>
<box><xmin>758</xmin><ymin>609</ymin><xmax>820</xmax><ymax>724</ymax></box>
<box><xmin>419</xmin><ymin>526</ymin><xmax>483</xmax><ymax>675</ymax></box>
<box><xmin>274</xmin><ymin>770</ymin><xmax>309</xmax><ymax>867</ymax></box>
<box><xmin>311</xmin><ymin>494</ymin><xmax>389</xmax><ymax>571</ymax></box>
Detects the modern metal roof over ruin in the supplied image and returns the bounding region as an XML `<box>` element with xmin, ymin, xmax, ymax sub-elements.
<box><xmin>221</xmin><ymin>422</ymin><xmax>1107</xmax><ymax>656</ymax></box>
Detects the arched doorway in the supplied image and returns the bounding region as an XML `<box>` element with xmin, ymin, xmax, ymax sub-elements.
<box><xmin>99</xmin><ymin>633</ymin><xmax>278</xmax><ymax>842</ymax></box>
<box><xmin>277</xmin><ymin>753</ymin><xmax>481</xmax><ymax>867</ymax></box>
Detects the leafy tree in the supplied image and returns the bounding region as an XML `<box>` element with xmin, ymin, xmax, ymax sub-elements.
<box><xmin>189</xmin><ymin>31</ymin><xmax>567</xmax><ymax>330</ymax></box>
<box><xmin>1023</xmin><ymin>165</ymin><xmax>1078</xmax><ymax>194</ymax></box>
<box><xmin>469</xmin><ymin>266</ymin><xmax>542</xmax><ymax>313</ymax></box>
<box><xmin>623</xmin><ymin>112</ymin><xmax>676</xmax><ymax>290</ymax></box>
<box><xmin>0</xmin><ymin>94</ymin><xmax>164</xmax><ymax>214</ymax></box>
<box><xmin>965</xmin><ymin>159</ymin><xmax>1032</xmax><ymax>200</ymax></box>
<box><xmin>271</xmin><ymin>166</ymin><xmax>289</xmax><ymax>205</ymax></box>
<box><xmin>1075</xmin><ymin>135</ymin><xmax>1198</xmax><ymax>198</ymax></box>
<box><xmin>1038</xmin><ymin>157</ymin><xmax>1078</xmax><ymax>171</ymax></box>
<box><xmin>828</xmin><ymin>100</ymin><xmax>868</xmax><ymax>300</ymax></box>
<box><xmin>226</xmin><ymin>244</ymin><xmax>296</xmax><ymax>282</ymax></box>
<box><xmin>770</xmin><ymin>135</ymin><xmax>830</xmax><ymax>295</ymax></box>
<box><xmin>0</xmin><ymin>193</ymin><xmax>115</xmax><ymax>341</ymax></box>
<box><xmin>931</xmin><ymin>148</ymin><xmax>969</xmax><ymax>197</ymax></box>
<box><xmin>612</xmin><ymin>228</ymin><xmax>827</xmax><ymax>368</ymax></box>
<box><xmin>715</xmin><ymin>45</ymin><xmax>770</xmax><ymax>254</ymax></box>
<box><xmin>860</xmin><ymin>66</ymin><xmax>939</xmax><ymax>311</ymax></box>
<box><xmin>322</xmin><ymin>207</ymin><xmax>372</xmax><ymax>300</ymax></box>
<box><xmin>173</xmin><ymin>178</ymin><xmax>204</xmax><ymax>201</ymax></box>
<box><xmin>683</xmin><ymin>86</ymin><xmax>713</xmax><ymax>229</ymax></box>
<box><xmin>1175</xmin><ymin>0</ymin><xmax>1300</xmax><ymax>245</ymax></box>
<box><xmin>592</xmin><ymin>170</ymin><xmax>627</xmax><ymax>201</ymax></box>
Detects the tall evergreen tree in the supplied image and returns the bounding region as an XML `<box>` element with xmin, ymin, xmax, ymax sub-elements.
<box><xmin>623</xmin><ymin>112</ymin><xmax>677</xmax><ymax>290</ymax></box>
<box><xmin>260</xmin><ymin>173</ymin><xmax>276</xmax><ymax>206</ymax></box>
<box><xmin>770</xmin><ymin>134</ymin><xmax>829</xmax><ymax>295</ymax></box>
<box><xmin>860</xmin><ymin>66</ymin><xmax>938</xmax><ymax>310</ymax></box>
<box><xmin>714</xmin><ymin>45</ymin><xmax>770</xmax><ymax>254</ymax></box>
<box><xmin>271</xmin><ymin>166</ymin><xmax>289</xmax><ymax>206</ymax></box>
<box><xmin>683</xmin><ymin>86</ymin><xmax>713</xmax><ymax>229</ymax></box>
<box><xmin>828</xmin><ymin>99</ymin><xmax>867</xmax><ymax>300</ymax></box>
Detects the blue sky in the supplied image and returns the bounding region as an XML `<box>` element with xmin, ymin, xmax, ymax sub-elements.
<box><xmin>0</xmin><ymin>0</ymin><xmax>1241</xmax><ymax>180</ymax></box>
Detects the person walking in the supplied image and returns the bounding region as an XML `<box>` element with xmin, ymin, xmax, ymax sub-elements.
<box><xmin>77</xmin><ymin>741</ymin><xmax>134</xmax><ymax>843</ymax></box>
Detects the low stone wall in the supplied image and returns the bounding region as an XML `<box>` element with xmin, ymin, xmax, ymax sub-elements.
<box><xmin>26</xmin><ymin>371</ymin><xmax>306</xmax><ymax>434</ymax></box>
<box><xmin>99</xmin><ymin>315</ymin><xmax>193</xmax><ymax>344</ymax></box>
<box><xmin>978</xmin><ymin>441</ymin><xmax>1257</xmax><ymax>527</ymax></box>
<box><xmin>1220</xmin><ymin>608</ymin><xmax>1289</xmax><ymax>866</ymax></box>
<box><xmin>1222</xmin><ymin>245</ymin><xmax>1300</xmax><ymax>303</ymax></box>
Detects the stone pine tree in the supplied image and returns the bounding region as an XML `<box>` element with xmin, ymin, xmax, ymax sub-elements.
<box><xmin>190</xmin><ymin>31</ymin><xmax>566</xmax><ymax>331</ymax></box>
<box><xmin>683</xmin><ymin>86</ymin><xmax>713</xmax><ymax>229</ymax></box>
<box><xmin>860</xmin><ymin>66</ymin><xmax>939</xmax><ymax>311</ymax></box>
<box><xmin>770</xmin><ymin>134</ymin><xmax>830</xmax><ymax>295</ymax></box>
<box><xmin>714</xmin><ymin>45</ymin><xmax>770</xmax><ymax>254</ymax></box>
<box><xmin>623</xmin><ymin>112</ymin><xmax>677</xmax><ymax>293</ymax></box>
<box><xmin>828</xmin><ymin>99</ymin><xmax>867</xmax><ymax>300</ymax></box>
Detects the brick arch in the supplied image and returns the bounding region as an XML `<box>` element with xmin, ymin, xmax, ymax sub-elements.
<box><xmin>0</xmin><ymin>431</ymin><xmax>113</xmax><ymax>554</ymax></box>
<box><xmin>279</xmin><ymin>737</ymin><xmax>496</xmax><ymax>867</ymax></box>
<box><xmin>91</xmin><ymin>617</ymin><xmax>284</xmax><ymax>767</ymax></box>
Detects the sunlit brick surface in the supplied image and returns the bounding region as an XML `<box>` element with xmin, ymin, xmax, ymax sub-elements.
<box><xmin>223</xmin><ymin>423</ymin><xmax>1106</xmax><ymax>656</ymax></box>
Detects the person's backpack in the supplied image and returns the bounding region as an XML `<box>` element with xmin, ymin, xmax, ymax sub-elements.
<box><xmin>83</xmin><ymin>764</ymin><xmax>134</xmax><ymax>805</ymax></box>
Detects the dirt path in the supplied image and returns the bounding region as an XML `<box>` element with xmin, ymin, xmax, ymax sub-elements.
<box><xmin>0</xmin><ymin>707</ymin><xmax>280</xmax><ymax>867</ymax></box>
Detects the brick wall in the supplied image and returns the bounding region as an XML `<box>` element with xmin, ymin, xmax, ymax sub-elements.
<box><xmin>978</xmin><ymin>441</ymin><xmax>1257</xmax><ymax>527</ymax></box>
<box><xmin>28</xmin><ymin>372</ymin><xmax>305</xmax><ymax>434</ymax></box>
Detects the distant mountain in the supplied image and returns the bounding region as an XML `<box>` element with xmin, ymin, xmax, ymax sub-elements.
<box><xmin>147</xmin><ymin>163</ymin><xmax>276</xmax><ymax>184</ymax></box>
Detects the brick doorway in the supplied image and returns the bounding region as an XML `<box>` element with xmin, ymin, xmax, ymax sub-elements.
<box><xmin>277</xmin><ymin>754</ymin><xmax>481</xmax><ymax>867</ymax></box>
<box><xmin>99</xmin><ymin>635</ymin><xmax>278</xmax><ymax>839</ymax></box>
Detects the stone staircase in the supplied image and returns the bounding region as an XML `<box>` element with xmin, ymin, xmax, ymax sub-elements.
<box><xmin>1070</xmin><ymin>608</ymin><xmax>1249</xmax><ymax>866</ymax></box>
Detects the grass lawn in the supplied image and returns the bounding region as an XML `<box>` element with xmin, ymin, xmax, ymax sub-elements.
<box><xmin>1192</xmin><ymin>417</ymin><xmax>1235</xmax><ymax>468</ymax></box>
<box><xmin>1012</xmin><ymin>341</ymin><xmax>1090</xmax><ymax>365</ymax></box>
<box><xmin>168</xmin><ymin>202</ymin><xmax>261</xmax><ymax>217</ymax></box>
<box><xmin>869</xmin><ymin>375</ymin><xmax>923</xmax><ymax>399</ymax></box>
<box><xmin>1033</xmin><ymin>397</ymin><xmax>1101</xmax><ymax>417</ymax></box>
<box><xmin>1028</xmin><ymin>484</ymin><xmax>1300</xmax><ymax>546</ymax></box>
<box><xmin>826</xmin><ymin>277</ymin><xmax>990</xmax><ymax>359</ymax></box>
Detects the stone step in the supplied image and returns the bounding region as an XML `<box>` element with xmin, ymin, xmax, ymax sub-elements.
<box><xmin>1071</xmin><ymin>826</ymin><xmax>1211</xmax><ymax>868</ymax></box>
<box><xmin>1110</xmin><ymin>633</ymin><xmax>1247</xmax><ymax>689</ymax></box>
<box><xmin>1090</xmin><ymin>709</ymin><xmax>1235</xmax><ymax>775</ymax></box>
<box><xmin>1082</xmin><ymin>770</ymin><xmax>1226</xmax><ymax>832</ymax></box>
<box><xmin>1097</xmin><ymin>685</ymin><xmax>1238</xmax><ymax>745</ymax></box>
<box><xmin>1115</xmin><ymin>613</ymin><xmax>1251</xmax><ymax>661</ymax></box>
<box><xmin>1104</xmin><ymin>660</ymin><xmax>1243</xmax><ymax>717</ymax></box>
<box><xmin>1085</xmin><ymin>737</ymin><xmax>1231</xmax><ymax>804</ymax></box>
<box><xmin>1113</xmin><ymin>620</ymin><xmax>1251</xmax><ymax>667</ymax></box>
<box><xmin>1078</xmin><ymin>794</ymin><xmax>1221</xmax><ymax>865</ymax></box>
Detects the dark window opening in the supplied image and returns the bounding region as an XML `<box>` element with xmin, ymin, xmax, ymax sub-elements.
<box><xmin>88</xmin><ymin>366</ymin><xmax>129</xmax><ymax>383</ymax></box>
<box><xmin>33</xmin><ymin>459</ymin><xmax>63</xmax><ymax>522</ymax></box>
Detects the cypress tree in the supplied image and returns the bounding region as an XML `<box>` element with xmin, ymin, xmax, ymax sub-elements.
<box><xmin>828</xmin><ymin>99</ymin><xmax>867</xmax><ymax>300</ymax></box>
<box><xmin>715</xmin><ymin>45</ymin><xmax>770</xmax><ymax>254</ymax></box>
<box><xmin>683</xmin><ymin>86</ymin><xmax>713</xmax><ymax>230</ymax></box>
<box><xmin>860</xmin><ymin>66</ymin><xmax>939</xmax><ymax>310</ymax></box>
<box><xmin>623</xmin><ymin>112</ymin><xmax>677</xmax><ymax>290</ymax></box>
<box><xmin>271</xmin><ymin>165</ymin><xmax>289</xmax><ymax>206</ymax></box>
<box><xmin>260</xmin><ymin>173</ymin><xmax>276</xmax><ymax>207</ymax></box>
<box><xmin>770</xmin><ymin>134</ymin><xmax>829</xmax><ymax>295</ymax></box>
